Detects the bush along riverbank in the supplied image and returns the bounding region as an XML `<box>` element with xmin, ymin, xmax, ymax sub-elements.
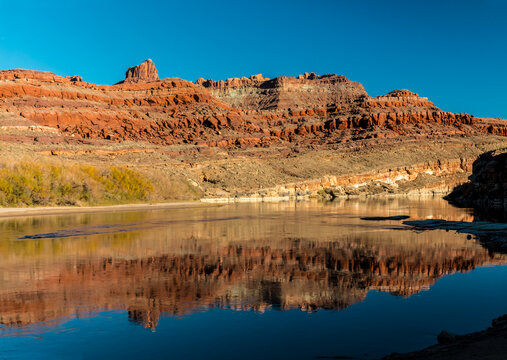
<box><xmin>0</xmin><ymin>161</ymin><xmax>201</xmax><ymax>207</ymax></box>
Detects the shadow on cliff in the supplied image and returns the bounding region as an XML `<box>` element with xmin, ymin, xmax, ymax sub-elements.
<box><xmin>445</xmin><ymin>149</ymin><xmax>507</xmax><ymax>222</ymax></box>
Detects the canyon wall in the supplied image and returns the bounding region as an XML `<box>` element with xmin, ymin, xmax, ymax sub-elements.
<box><xmin>0</xmin><ymin>60</ymin><xmax>505</xmax><ymax>148</ymax></box>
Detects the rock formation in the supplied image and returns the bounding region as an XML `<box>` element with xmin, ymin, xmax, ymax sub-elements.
<box><xmin>65</xmin><ymin>75</ymin><xmax>82</xmax><ymax>82</ymax></box>
<box><xmin>122</xmin><ymin>59</ymin><xmax>159</xmax><ymax>83</ymax></box>
<box><xmin>446</xmin><ymin>149</ymin><xmax>507</xmax><ymax>210</ymax></box>
<box><xmin>0</xmin><ymin>64</ymin><xmax>504</xmax><ymax>148</ymax></box>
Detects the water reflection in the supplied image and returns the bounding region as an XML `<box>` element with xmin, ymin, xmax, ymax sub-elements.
<box><xmin>0</xmin><ymin>198</ymin><xmax>504</xmax><ymax>330</ymax></box>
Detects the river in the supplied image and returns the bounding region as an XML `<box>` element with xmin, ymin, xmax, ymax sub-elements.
<box><xmin>0</xmin><ymin>198</ymin><xmax>506</xmax><ymax>359</ymax></box>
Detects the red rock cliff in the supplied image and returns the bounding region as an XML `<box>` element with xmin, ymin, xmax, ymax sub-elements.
<box><xmin>122</xmin><ymin>59</ymin><xmax>159</xmax><ymax>84</ymax></box>
<box><xmin>0</xmin><ymin>63</ymin><xmax>505</xmax><ymax>149</ymax></box>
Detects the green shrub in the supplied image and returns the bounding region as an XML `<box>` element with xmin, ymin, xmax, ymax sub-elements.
<box><xmin>0</xmin><ymin>161</ymin><xmax>199</xmax><ymax>207</ymax></box>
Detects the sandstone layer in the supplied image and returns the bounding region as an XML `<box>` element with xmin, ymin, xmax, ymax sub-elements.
<box><xmin>1</xmin><ymin>60</ymin><xmax>505</xmax><ymax>147</ymax></box>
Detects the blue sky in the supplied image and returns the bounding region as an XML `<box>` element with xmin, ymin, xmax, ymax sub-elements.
<box><xmin>0</xmin><ymin>0</ymin><xmax>506</xmax><ymax>118</ymax></box>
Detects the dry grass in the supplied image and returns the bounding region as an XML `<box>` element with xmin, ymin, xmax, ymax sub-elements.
<box><xmin>0</xmin><ymin>161</ymin><xmax>201</xmax><ymax>207</ymax></box>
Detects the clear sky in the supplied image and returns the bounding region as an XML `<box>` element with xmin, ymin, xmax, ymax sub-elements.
<box><xmin>0</xmin><ymin>0</ymin><xmax>505</xmax><ymax>118</ymax></box>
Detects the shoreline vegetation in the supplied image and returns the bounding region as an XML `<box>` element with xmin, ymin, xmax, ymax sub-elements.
<box><xmin>0</xmin><ymin>160</ymin><xmax>202</xmax><ymax>208</ymax></box>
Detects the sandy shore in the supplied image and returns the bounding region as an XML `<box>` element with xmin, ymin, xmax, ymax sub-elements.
<box><xmin>0</xmin><ymin>201</ymin><xmax>211</xmax><ymax>218</ymax></box>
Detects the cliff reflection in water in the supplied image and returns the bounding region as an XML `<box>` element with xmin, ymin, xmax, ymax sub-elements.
<box><xmin>0</xmin><ymin>198</ymin><xmax>505</xmax><ymax>329</ymax></box>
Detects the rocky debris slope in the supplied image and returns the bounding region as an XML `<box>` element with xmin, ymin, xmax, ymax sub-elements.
<box><xmin>191</xmin><ymin>138</ymin><xmax>506</xmax><ymax>200</ymax></box>
<box><xmin>446</xmin><ymin>149</ymin><xmax>507</xmax><ymax>209</ymax></box>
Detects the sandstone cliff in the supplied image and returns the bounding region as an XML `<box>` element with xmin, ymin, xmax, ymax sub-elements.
<box><xmin>121</xmin><ymin>58</ymin><xmax>159</xmax><ymax>84</ymax></box>
<box><xmin>0</xmin><ymin>61</ymin><xmax>504</xmax><ymax>148</ymax></box>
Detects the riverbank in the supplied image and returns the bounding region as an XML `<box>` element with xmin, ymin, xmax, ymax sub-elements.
<box><xmin>0</xmin><ymin>160</ymin><xmax>202</xmax><ymax>207</ymax></box>
<box><xmin>1</xmin><ymin>135</ymin><xmax>506</xmax><ymax>202</ymax></box>
<box><xmin>388</xmin><ymin>219</ymin><xmax>507</xmax><ymax>358</ymax></box>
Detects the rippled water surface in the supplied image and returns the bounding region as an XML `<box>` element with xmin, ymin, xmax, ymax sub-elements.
<box><xmin>0</xmin><ymin>198</ymin><xmax>506</xmax><ymax>359</ymax></box>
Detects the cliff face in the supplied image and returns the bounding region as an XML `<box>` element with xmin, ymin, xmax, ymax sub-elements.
<box><xmin>0</xmin><ymin>61</ymin><xmax>505</xmax><ymax>148</ymax></box>
<box><xmin>199</xmin><ymin>72</ymin><xmax>368</xmax><ymax>111</ymax></box>
<box><xmin>194</xmin><ymin>71</ymin><xmax>489</xmax><ymax>148</ymax></box>
<box><xmin>122</xmin><ymin>59</ymin><xmax>159</xmax><ymax>84</ymax></box>
<box><xmin>0</xmin><ymin>67</ymin><xmax>231</xmax><ymax>144</ymax></box>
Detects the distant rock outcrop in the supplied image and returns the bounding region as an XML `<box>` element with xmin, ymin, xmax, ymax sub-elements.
<box><xmin>196</xmin><ymin>73</ymin><xmax>268</xmax><ymax>88</ymax></box>
<box><xmin>65</xmin><ymin>75</ymin><xmax>83</xmax><ymax>82</ymax></box>
<box><xmin>122</xmin><ymin>59</ymin><xmax>159</xmax><ymax>84</ymax></box>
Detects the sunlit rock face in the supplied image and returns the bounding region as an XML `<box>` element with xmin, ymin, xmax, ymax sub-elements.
<box><xmin>0</xmin><ymin>199</ymin><xmax>505</xmax><ymax>329</ymax></box>
<box><xmin>0</xmin><ymin>65</ymin><xmax>504</xmax><ymax>147</ymax></box>
<box><xmin>122</xmin><ymin>59</ymin><xmax>159</xmax><ymax>84</ymax></box>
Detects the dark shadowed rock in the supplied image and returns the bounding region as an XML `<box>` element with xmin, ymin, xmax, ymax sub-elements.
<box><xmin>383</xmin><ymin>314</ymin><xmax>507</xmax><ymax>359</ymax></box>
<box><xmin>65</xmin><ymin>75</ymin><xmax>82</xmax><ymax>82</ymax></box>
<box><xmin>403</xmin><ymin>219</ymin><xmax>507</xmax><ymax>253</ymax></box>
<box><xmin>446</xmin><ymin>149</ymin><xmax>507</xmax><ymax>210</ymax></box>
<box><xmin>437</xmin><ymin>330</ymin><xmax>457</xmax><ymax>344</ymax></box>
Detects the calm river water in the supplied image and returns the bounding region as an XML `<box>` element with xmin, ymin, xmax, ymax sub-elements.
<box><xmin>0</xmin><ymin>198</ymin><xmax>506</xmax><ymax>359</ymax></box>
